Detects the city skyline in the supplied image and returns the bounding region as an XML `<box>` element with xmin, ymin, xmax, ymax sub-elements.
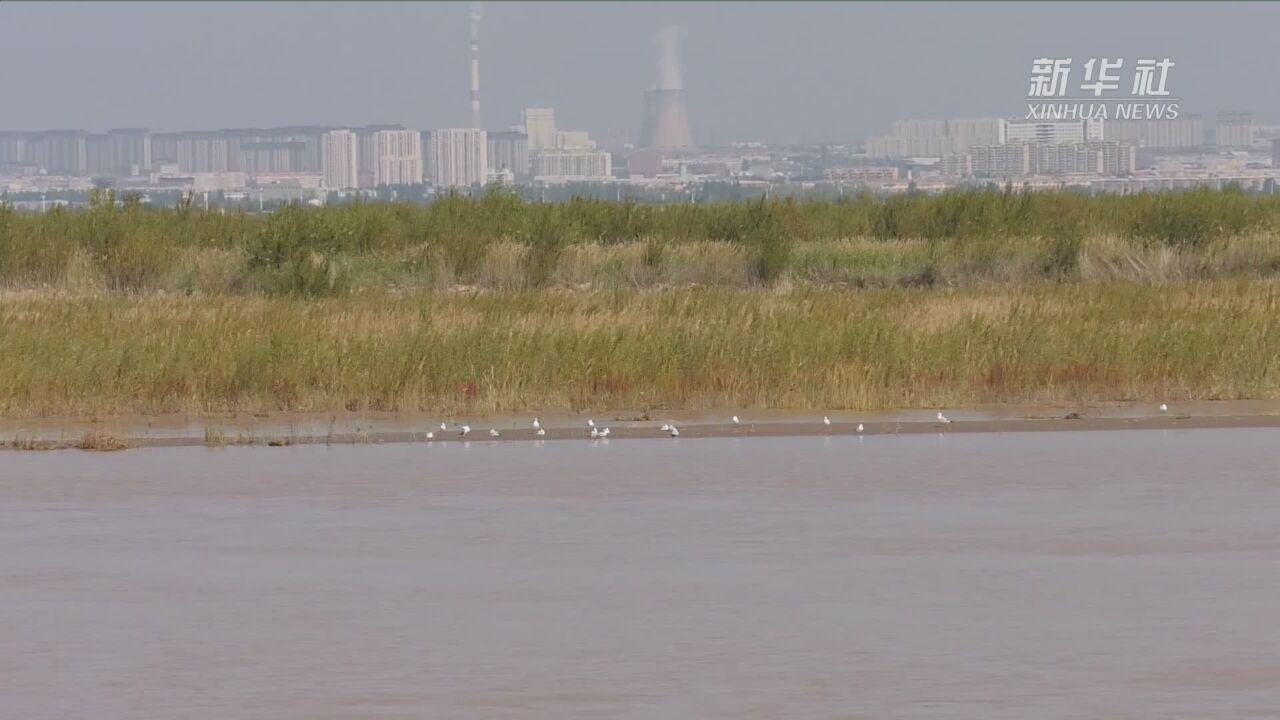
<box><xmin>3</xmin><ymin>2</ymin><xmax>1279</xmax><ymax>144</ymax></box>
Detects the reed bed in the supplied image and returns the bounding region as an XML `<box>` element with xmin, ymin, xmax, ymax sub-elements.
<box><xmin>4</xmin><ymin>189</ymin><xmax>1280</xmax><ymax>294</ymax></box>
<box><xmin>2</xmin><ymin>282</ymin><xmax>1278</xmax><ymax>418</ymax></box>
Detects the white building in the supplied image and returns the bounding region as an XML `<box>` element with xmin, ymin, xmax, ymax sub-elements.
<box><xmin>428</xmin><ymin>128</ymin><xmax>488</xmax><ymax>187</ymax></box>
<box><xmin>321</xmin><ymin>129</ymin><xmax>359</xmax><ymax>190</ymax></box>
<box><xmin>865</xmin><ymin>118</ymin><xmax>1007</xmax><ymax>158</ymax></box>
<box><xmin>555</xmin><ymin>129</ymin><xmax>595</xmax><ymax>150</ymax></box>
<box><xmin>373</xmin><ymin>129</ymin><xmax>423</xmax><ymax>186</ymax></box>
<box><xmin>1005</xmin><ymin>119</ymin><xmax>1103</xmax><ymax>145</ymax></box>
<box><xmin>521</xmin><ymin>108</ymin><xmax>556</xmax><ymax>151</ymax></box>
<box><xmin>531</xmin><ymin>148</ymin><xmax>612</xmax><ymax>181</ymax></box>
<box><xmin>1107</xmin><ymin>116</ymin><xmax>1204</xmax><ymax>149</ymax></box>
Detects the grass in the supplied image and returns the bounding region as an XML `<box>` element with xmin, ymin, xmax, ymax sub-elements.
<box><xmin>1</xmin><ymin>282</ymin><xmax>1278</xmax><ymax>419</ymax></box>
<box><xmin>4</xmin><ymin>189</ymin><xmax>1280</xmax><ymax>294</ymax></box>
<box><xmin>3</xmin><ymin>190</ymin><xmax>1280</xmax><ymax>421</ymax></box>
<box><xmin>75</xmin><ymin>430</ymin><xmax>130</xmax><ymax>451</ymax></box>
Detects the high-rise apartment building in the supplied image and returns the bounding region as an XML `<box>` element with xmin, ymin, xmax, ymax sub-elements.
<box><xmin>970</xmin><ymin>143</ymin><xmax>1032</xmax><ymax>178</ymax></box>
<box><xmin>521</xmin><ymin>108</ymin><xmax>556</xmax><ymax>152</ymax></box>
<box><xmin>1215</xmin><ymin>111</ymin><xmax>1253</xmax><ymax>148</ymax></box>
<box><xmin>487</xmin><ymin>131</ymin><xmax>529</xmax><ymax>178</ymax></box>
<box><xmin>321</xmin><ymin>129</ymin><xmax>359</xmax><ymax>190</ymax></box>
<box><xmin>530</xmin><ymin>148</ymin><xmax>612</xmax><ymax>180</ymax></box>
<box><xmin>555</xmin><ymin>130</ymin><xmax>595</xmax><ymax>150</ymax></box>
<box><xmin>866</xmin><ymin>118</ymin><xmax>1006</xmax><ymax>158</ymax></box>
<box><xmin>107</xmin><ymin>129</ymin><xmax>152</xmax><ymax>176</ymax></box>
<box><xmin>355</xmin><ymin>125</ymin><xmax>404</xmax><ymax>188</ymax></box>
<box><xmin>1005</xmin><ymin>119</ymin><xmax>1102</xmax><ymax>145</ymax></box>
<box><xmin>373</xmin><ymin>129</ymin><xmax>423</xmax><ymax>186</ymax></box>
<box><xmin>428</xmin><ymin>129</ymin><xmax>488</xmax><ymax>187</ymax></box>
<box><xmin>24</xmin><ymin>130</ymin><xmax>87</xmax><ymax>175</ymax></box>
<box><xmin>85</xmin><ymin>134</ymin><xmax>111</xmax><ymax>176</ymax></box>
<box><xmin>0</xmin><ymin>133</ymin><xmax>26</xmax><ymax>166</ymax></box>
<box><xmin>1107</xmin><ymin>116</ymin><xmax>1203</xmax><ymax>150</ymax></box>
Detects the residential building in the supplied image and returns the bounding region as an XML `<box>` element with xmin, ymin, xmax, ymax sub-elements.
<box><xmin>1107</xmin><ymin>116</ymin><xmax>1204</xmax><ymax>149</ymax></box>
<box><xmin>822</xmin><ymin>166</ymin><xmax>900</xmax><ymax>183</ymax></box>
<box><xmin>487</xmin><ymin>131</ymin><xmax>529</xmax><ymax>178</ymax></box>
<box><xmin>1215</xmin><ymin>111</ymin><xmax>1253</xmax><ymax>148</ymax></box>
<box><xmin>428</xmin><ymin>128</ymin><xmax>487</xmax><ymax>187</ymax></box>
<box><xmin>1005</xmin><ymin>119</ymin><xmax>1102</xmax><ymax>145</ymax></box>
<box><xmin>521</xmin><ymin>108</ymin><xmax>556</xmax><ymax>151</ymax></box>
<box><xmin>107</xmin><ymin>129</ymin><xmax>152</xmax><ymax>176</ymax></box>
<box><xmin>866</xmin><ymin>118</ymin><xmax>1007</xmax><ymax>158</ymax></box>
<box><xmin>321</xmin><ymin>129</ymin><xmax>359</xmax><ymax>190</ymax></box>
<box><xmin>555</xmin><ymin>129</ymin><xmax>595</xmax><ymax>150</ymax></box>
<box><xmin>971</xmin><ymin>143</ymin><xmax>1032</xmax><ymax>177</ymax></box>
<box><xmin>530</xmin><ymin>148</ymin><xmax>612</xmax><ymax>181</ymax></box>
<box><xmin>373</xmin><ymin>129</ymin><xmax>422</xmax><ymax>186</ymax></box>
<box><xmin>25</xmin><ymin>130</ymin><xmax>88</xmax><ymax>175</ymax></box>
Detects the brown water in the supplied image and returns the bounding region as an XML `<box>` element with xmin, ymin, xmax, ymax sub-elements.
<box><xmin>4</xmin><ymin>429</ymin><xmax>1280</xmax><ymax>719</ymax></box>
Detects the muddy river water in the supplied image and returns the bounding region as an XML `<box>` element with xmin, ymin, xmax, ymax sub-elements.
<box><xmin>3</xmin><ymin>428</ymin><xmax>1280</xmax><ymax>718</ymax></box>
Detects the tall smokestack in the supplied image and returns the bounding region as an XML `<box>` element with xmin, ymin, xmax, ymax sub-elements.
<box><xmin>638</xmin><ymin>26</ymin><xmax>695</xmax><ymax>152</ymax></box>
<box><xmin>469</xmin><ymin>2</ymin><xmax>484</xmax><ymax>129</ymax></box>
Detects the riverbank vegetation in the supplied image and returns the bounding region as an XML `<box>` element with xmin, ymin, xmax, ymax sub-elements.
<box><xmin>2</xmin><ymin>190</ymin><xmax>1279</xmax><ymax>419</ymax></box>
<box><xmin>2</xmin><ymin>283</ymin><xmax>1278</xmax><ymax>418</ymax></box>
<box><xmin>2</xmin><ymin>189</ymin><xmax>1280</xmax><ymax>294</ymax></box>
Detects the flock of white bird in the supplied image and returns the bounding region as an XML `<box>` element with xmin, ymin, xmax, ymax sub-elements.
<box><xmin>414</xmin><ymin>404</ymin><xmax>1172</xmax><ymax>441</ymax></box>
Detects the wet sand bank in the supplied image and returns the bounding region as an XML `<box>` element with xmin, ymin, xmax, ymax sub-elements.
<box><xmin>4</xmin><ymin>403</ymin><xmax>1280</xmax><ymax>450</ymax></box>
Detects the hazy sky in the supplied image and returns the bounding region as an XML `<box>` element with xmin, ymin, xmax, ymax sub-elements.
<box><xmin>2</xmin><ymin>1</ymin><xmax>1277</xmax><ymax>143</ymax></box>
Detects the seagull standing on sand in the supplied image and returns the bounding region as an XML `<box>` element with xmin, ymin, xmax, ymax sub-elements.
<box><xmin>857</xmin><ymin>423</ymin><xmax>864</xmax><ymax>433</ymax></box>
<box><xmin>489</xmin><ymin>428</ymin><xmax>500</xmax><ymax>437</ymax></box>
<box><xmin>731</xmin><ymin>415</ymin><xmax>740</xmax><ymax>425</ymax></box>
<box><xmin>669</xmin><ymin>425</ymin><xmax>680</xmax><ymax>437</ymax></box>
<box><xmin>660</xmin><ymin>423</ymin><xmax>671</xmax><ymax>432</ymax></box>
<box><xmin>587</xmin><ymin>419</ymin><xmax>595</xmax><ymax>428</ymax></box>
<box><xmin>459</xmin><ymin>425</ymin><xmax>471</xmax><ymax>437</ymax></box>
<box><xmin>600</xmin><ymin>427</ymin><xmax>611</xmax><ymax>438</ymax></box>
<box><xmin>823</xmin><ymin>416</ymin><xmax>831</xmax><ymax>426</ymax></box>
<box><xmin>532</xmin><ymin>417</ymin><xmax>541</xmax><ymax>429</ymax></box>
<box><xmin>590</xmin><ymin>427</ymin><xmax>599</xmax><ymax>439</ymax></box>
<box><xmin>937</xmin><ymin>412</ymin><xmax>951</xmax><ymax>424</ymax></box>
<box><xmin>1160</xmin><ymin>403</ymin><xmax>1169</xmax><ymax>413</ymax></box>
<box><xmin>439</xmin><ymin>422</ymin><xmax>447</xmax><ymax>432</ymax></box>
<box><xmin>425</xmin><ymin>431</ymin><xmax>435</xmax><ymax>440</ymax></box>
<box><xmin>535</xmin><ymin>427</ymin><xmax>546</xmax><ymax>436</ymax></box>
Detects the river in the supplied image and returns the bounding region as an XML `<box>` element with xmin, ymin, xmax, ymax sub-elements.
<box><xmin>3</xmin><ymin>428</ymin><xmax>1279</xmax><ymax>718</ymax></box>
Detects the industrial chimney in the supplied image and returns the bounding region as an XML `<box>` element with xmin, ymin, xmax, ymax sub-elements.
<box><xmin>638</xmin><ymin>26</ymin><xmax>695</xmax><ymax>152</ymax></box>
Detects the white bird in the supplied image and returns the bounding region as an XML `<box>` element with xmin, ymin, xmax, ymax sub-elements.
<box><xmin>459</xmin><ymin>425</ymin><xmax>471</xmax><ymax>436</ymax></box>
<box><xmin>600</xmin><ymin>427</ymin><xmax>610</xmax><ymax>438</ymax></box>
<box><xmin>535</xmin><ymin>427</ymin><xmax>546</xmax><ymax>436</ymax></box>
<box><xmin>425</xmin><ymin>431</ymin><xmax>435</xmax><ymax>440</ymax></box>
<box><xmin>489</xmin><ymin>428</ymin><xmax>500</xmax><ymax>437</ymax></box>
<box><xmin>857</xmin><ymin>423</ymin><xmax>864</xmax><ymax>433</ymax></box>
<box><xmin>937</xmin><ymin>412</ymin><xmax>951</xmax><ymax>424</ymax></box>
<box><xmin>660</xmin><ymin>423</ymin><xmax>671</xmax><ymax>431</ymax></box>
<box><xmin>1159</xmin><ymin>403</ymin><xmax>1169</xmax><ymax>413</ymax></box>
<box><xmin>439</xmin><ymin>422</ymin><xmax>447</xmax><ymax>432</ymax></box>
<box><xmin>823</xmin><ymin>416</ymin><xmax>831</xmax><ymax>426</ymax></box>
<box><xmin>532</xmin><ymin>417</ymin><xmax>541</xmax><ymax>429</ymax></box>
<box><xmin>669</xmin><ymin>425</ymin><xmax>680</xmax><ymax>437</ymax></box>
<box><xmin>731</xmin><ymin>415</ymin><xmax>740</xmax><ymax>425</ymax></box>
<box><xmin>590</xmin><ymin>427</ymin><xmax>599</xmax><ymax>438</ymax></box>
<box><xmin>587</xmin><ymin>418</ymin><xmax>595</xmax><ymax>428</ymax></box>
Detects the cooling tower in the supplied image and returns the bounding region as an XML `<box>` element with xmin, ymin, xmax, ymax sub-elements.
<box><xmin>638</xmin><ymin>26</ymin><xmax>695</xmax><ymax>152</ymax></box>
